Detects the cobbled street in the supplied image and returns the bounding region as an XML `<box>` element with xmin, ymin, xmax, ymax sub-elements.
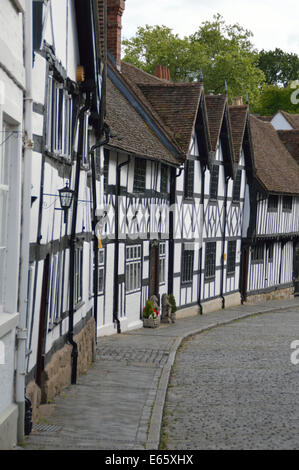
<box><xmin>162</xmin><ymin>308</ymin><xmax>299</xmax><ymax>450</ymax></box>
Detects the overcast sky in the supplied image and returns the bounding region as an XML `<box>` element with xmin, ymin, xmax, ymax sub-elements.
<box><xmin>122</xmin><ymin>0</ymin><xmax>299</xmax><ymax>55</ymax></box>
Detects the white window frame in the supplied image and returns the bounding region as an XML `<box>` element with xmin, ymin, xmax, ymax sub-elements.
<box><xmin>159</xmin><ymin>242</ymin><xmax>166</xmax><ymax>284</ymax></box>
<box><xmin>125</xmin><ymin>245</ymin><xmax>141</xmax><ymax>293</ymax></box>
<box><xmin>0</xmin><ymin>122</ymin><xmax>11</xmax><ymax>309</ymax></box>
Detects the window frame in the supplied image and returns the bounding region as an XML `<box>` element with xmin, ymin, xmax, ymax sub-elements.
<box><xmin>232</xmin><ymin>169</ymin><xmax>242</xmax><ymax>203</ymax></box>
<box><xmin>181</xmin><ymin>243</ymin><xmax>194</xmax><ymax>285</ymax></box>
<box><xmin>282</xmin><ymin>195</ymin><xmax>292</xmax><ymax>212</ymax></box>
<box><xmin>209</xmin><ymin>164</ymin><xmax>219</xmax><ymax>201</ymax></box>
<box><xmin>267</xmin><ymin>195</ymin><xmax>278</xmax><ymax>212</ymax></box>
<box><xmin>184</xmin><ymin>160</ymin><xmax>194</xmax><ymax>199</ymax></box>
<box><xmin>133</xmin><ymin>158</ymin><xmax>146</xmax><ymax>193</ymax></box>
<box><xmin>227</xmin><ymin>240</ymin><xmax>237</xmax><ymax>275</ymax></box>
<box><xmin>159</xmin><ymin>242</ymin><xmax>166</xmax><ymax>285</ymax></box>
<box><xmin>251</xmin><ymin>244</ymin><xmax>264</xmax><ymax>264</ymax></box>
<box><xmin>125</xmin><ymin>244</ymin><xmax>142</xmax><ymax>293</ymax></box>
<box><xmin>205</xmin><ymin>241</ymin><xmax>216</xmax><ymax>280</ymax></box>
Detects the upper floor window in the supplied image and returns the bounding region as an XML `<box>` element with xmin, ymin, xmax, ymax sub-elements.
<box><xmin>282</xmin><ymin>196</ymin><xmax>292</xmax><ymax>212</ymax></box>
<box><xmin>184</xmin><ymin>160</ymin><xmax>194</xmax><ymax>199</ymax></box>
<box><xmin>267</xmin><ymin>195</ymin><xmax>278</xmax><ymax>212</ymax></box>
<box><xmin>160</xmin><ymin>164</ymin><xmax>168</xmax><ymax>193</ymax></box>
<box><xmin>232</xmin><ymin>170</ymin><xmax>242</xmax><ymax>202</ymax></box>
<box><xmin>209</xmin><ymin>165</ymin><xmax>219</xmax><ymax>200</ymax></box>
<box><xmin>133</xmin><ymin>158</ymin><xmax>146</xmax><ymax>193</ymax></box>
<box><xmin>103</xmin><ymin>149</ymin><xmax>109</xmax><ymax>192</ymax></box>
<box><xmin>46</xmin><ymin>73</ymin><xmax>73</xmax><ymax>159</ymax></box>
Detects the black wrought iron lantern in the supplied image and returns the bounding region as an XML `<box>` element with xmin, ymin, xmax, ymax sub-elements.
<box><xmin>58</xmin><ymin>183</ymin><xmax>74</xmax><ymax>223</ymax></box>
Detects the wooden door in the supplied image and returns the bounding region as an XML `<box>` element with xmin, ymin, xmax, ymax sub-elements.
<box><xmin>240</xmin><ymin>246</ymin><xmax>249</xmax><ymax>302</ymax></box>
<box><xmin>293</xmin><ymin>241</ymin><xmax>299</xmax><ymax>296</ymax></box>
<box><xmin>149</xmin><ymin>241</ymin><xmax>159</xmax><ymax>299</ymax></box>
<box><xmin>36</xmin><ymin>255</ymin><xmax>50</xmax><ymax>387</ymax></box>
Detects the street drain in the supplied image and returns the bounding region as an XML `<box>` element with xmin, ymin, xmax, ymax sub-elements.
<box><xmin>33</xmin><ymin>423</ymin><xmax>62</xmax><ymax>432</ymax></box>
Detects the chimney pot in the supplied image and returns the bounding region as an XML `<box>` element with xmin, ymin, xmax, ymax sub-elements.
<box><xmin>232</xmin><ymin>96</ymin><xmax>243</xmax><ymax>106</ymax></box>
<box><xmin>154</xmin><ymin>65</ymin><xmax>171</xmax><ymax>81</ymax></box>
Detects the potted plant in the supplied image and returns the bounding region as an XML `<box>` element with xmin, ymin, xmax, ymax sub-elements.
<box><xmin>142</xmin><ymin>300</ymin><xmax>160</xmax><ymax>328</ymax></box>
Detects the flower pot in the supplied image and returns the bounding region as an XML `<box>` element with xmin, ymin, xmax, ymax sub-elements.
<box><xmin>143</xmin><ymin>317</ymin><xmax>159</xmax><ymax>328</ymax></box>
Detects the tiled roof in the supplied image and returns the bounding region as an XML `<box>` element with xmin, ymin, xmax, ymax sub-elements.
<box><xmin>277</xmin><ymin>130</ymin><xmax>299</xmax><ymax>165</ymax></box>
<box><xmin>250</xmin><ymin>115</ymin><xmax>299</xmax><ymax>195</ymax></box>
<box><xmin>228</xmin><ymin>105</ymin><xmax>249</xmax><ymax>163</ymax></box>
<box><xmin>256</xmin><ymin>115</ymin><xmax>273</xmax><ymax>122</ymax></box>
<box><xmin>279</xmin><ymin>110</ymin><xmax>299</xmax><ymax>129</ymax></box>
<box><xmin>121</xmin><ymin>62</ymin><xmax>167</xmax><ymax>85</ymax></box>
<box><xmin>106</xmin><ymin>77</ymin><xmax>180</xmax><ymax>165</ymax></box>
<box><xmin>138</xmin><ymin>83</ymin><xmax>203</xmax><ymax>154</ymax></box>
<box><xmin>205</xmin><ymin>95</ymin><xmax>227</xmax><ymax>151</ymax></box>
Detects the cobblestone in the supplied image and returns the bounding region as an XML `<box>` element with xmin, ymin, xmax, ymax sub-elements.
<box><xmin>162</xmin><ymin>308</ymin><xmax>299</xmax><ymax>450</ymax></box>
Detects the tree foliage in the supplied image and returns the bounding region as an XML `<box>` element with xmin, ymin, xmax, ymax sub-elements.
<box><xmin>257</xmin><ymin>48</ymin><xmax>299</xmax><ymax>87</ymax></box>
<box><xmin>253</xmin><ymin>84</ymin><xmax>299</xmax><ymax>116</ymax></box>
<box><xmin>122</xmin><ymin>15</ymin><xmax>265</xmax><ymax>108</ymax></box>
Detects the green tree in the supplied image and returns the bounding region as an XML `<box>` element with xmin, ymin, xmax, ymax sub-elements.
<box><xmin>122</xmin><ymin>15</ymin><xmax>265</xmax><ymax>108</ymax></box>
<box><xmin>257</xmin><ymin>48</ymin><xmax>299</xmax><ymax>87</ymax></box>
<box><xmin>253</xmin><ymin>84</ymin><xmax>299</xmax><ymax>116</ymax></box>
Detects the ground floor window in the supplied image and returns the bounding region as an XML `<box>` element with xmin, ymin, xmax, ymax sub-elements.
<box><xmin>251</xmin><ymin>244</ymin><xmax>264</xmax><ymax>263</ymax></box>
<box><xmin>98</xmin><ymin>248</ymin><xmax>105</xmax><ymax>294</ymax></box>
<box><xmin>182</xmin><ymin>243</ymin><xmax>194</xmax><ymax>284</ymax></box>
<box><xmin>159</xmin><ymin>242</ymin><xmax>166</xmax><ymax>284</ymax></box>
<box><xmin>227</xmin><ymin>240</ymin><xmax>237</xmax><ymax>275</ymax></box>
<box><xmin>205</xmin><ymin>242</ymin><xmax>216</xmax><ymax>280</ymax></box>
<box><xmin>74</xmin><ymin>246</ymin><xmax>83</xmax><ymax>305</ymax></box>
<box><xmin>126</xmin><ymin>245</ymin><xmax>141</xmax><ymax>292</ymax></box>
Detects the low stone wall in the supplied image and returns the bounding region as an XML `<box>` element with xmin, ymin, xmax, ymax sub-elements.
<box><xmin>26</xmin><ymin>317</ymin><xmax>96</xmax><ymax>423</ymax></box>
<box><xmin>246</xmin><ymin>286</ymin><xmax>294</xmax><ymax>305</ymax></box>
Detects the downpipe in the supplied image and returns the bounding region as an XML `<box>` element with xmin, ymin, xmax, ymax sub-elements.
<box><xmin>17</xmin><ymin>0</ymin><xmax>33</xmax><ymax>443</ymax></box>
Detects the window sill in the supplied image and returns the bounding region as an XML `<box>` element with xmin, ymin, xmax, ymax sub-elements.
<box><xmin>204</xmin><ymin>276</ymin><xmax>216</xmax><ymax>283</ymax></box>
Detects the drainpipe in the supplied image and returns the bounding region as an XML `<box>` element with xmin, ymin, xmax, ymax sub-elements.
<box><xmin>17</xmin><ymin>0</ymin><xmax>33</xmax><ymax>443</ymax></box>
<box><xmin>168</xmin><ymin>165</ymin><xmax>183</xmax><ymax>295</ymax></box>
<box><xmin>197</xmin><ymin>164</ymin><xmax>206</xmax><ymax>315</ymax></box>
<box><xmin>89</xmin><ymin>125</ymin><xmax>110</xmax><ymax>342</ymax></box>
<box><xmin>113</xmin><ymin>154</ymin><xmax>131</xmax><ymax>333</ymax></box>
<box><xmin>220</xmin><ymin>176</ymin><xmax>229</xmax><ymax>309</ymax></box>
<box><xmin>68</xmin><ymin>98</ymin><xmax>90</xmax><ymax>385</ymax></box>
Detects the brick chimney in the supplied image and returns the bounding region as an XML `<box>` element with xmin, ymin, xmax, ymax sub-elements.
<box><xmin>154</xmin><ymin>65</ymin><xmax>171</xmax><ymax>81</ymax></box>
<box><xmin>106</xmin><ymin>0</ymin><xmax>126</xmax><ymax>70</ymax></box>
<box><xmin>232</xmin><ymin>96</ymin><xmax>243</xmax><ymax>106</ymax></box>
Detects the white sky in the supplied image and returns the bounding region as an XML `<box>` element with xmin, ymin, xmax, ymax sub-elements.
<box><xmin>122</xmin><ymin>0</ymin><xmax>299</xmax><ymax>55</ymax></box>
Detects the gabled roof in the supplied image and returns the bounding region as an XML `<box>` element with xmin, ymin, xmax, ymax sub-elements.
<box><xmin>105</xmin><ymin>75</ymin><xmax>180</xmax><ymax>165</ymax></box>
<box><xmin>250</xmin><ymin>115</ymin><xmax>299</xmax><ymax>195</ymax></box>
<box><xmin>138</xmin><ymin>83</ymin><xmax>203</xmax><ymax>154</ymax></box>
<box><xmin>205</xmin><ymin>94</ymin><xmax>227</xmax><ymax>151</ymax></box>
<box><xmin>228</xmin><ymin>105</ymin><xmax>249</xmax><ymax>163</ymax></box>
<box><xmin>121</xmin><ymin>61</ymin><xmax>210</xmax><ymax>159</ymax></box>
<box><xmin>256</xmin><ymin>115</ymin><xmax>273</xmax><ymax>122</ymax></box>
<box><xmin>277</xmin><ymin>130</ymin><xmax>299</xmax><ymax>166</ymax></box>
<box><xmin>276</xmin><ymin>110</ymin><xmax>299</xmax><ymax>129</ymax></box>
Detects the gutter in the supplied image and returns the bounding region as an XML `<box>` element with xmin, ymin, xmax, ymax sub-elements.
<box><xmin>17</xmin><ymin>0</ymin><xmax>33</xmax><ymax>443</ymax></box>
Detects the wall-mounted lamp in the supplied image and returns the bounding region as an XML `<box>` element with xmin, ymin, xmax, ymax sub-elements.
<box><xmin>58</xmin><ymin>183</ymin><xmax>74</xmax><ymax>223</ymax></box>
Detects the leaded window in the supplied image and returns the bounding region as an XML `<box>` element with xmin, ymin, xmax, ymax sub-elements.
<box><xmin>232</xmin><ymin>170</ymin><xmax>242</xmax><ymax>202</ymax></box>
<box><xmin>98</xmin><ymin>248</ymin><xmax>105</xmax><ymax>294</ymax></box>
<box><xmin>103</xmin><ymin>149</ymin><xmax>109</xmax><ymax>192</ymax></box>
<box><xmin>161</xmin><ymin>164</ymin><xmax>168</xmax><ymax>193</ymax></box>
<box><xmin>74</xmin><ymin>246</ymin><xmax>83</xmax><ymax>305</ymax></box>
<box><xmin>126</xmin><ymin>245</ymin><xmax>141</xmax><ymax>292</ymax></box>
<box><xmin>227</xmin><ymin>241</ymin><xmax>236</xmax><ymax>275</ymax></box>
<box><xmin>251</xmin><ymin>244</ymin><xmax>264</xmax><ymax>263</ymax></box>
<box><xmin>210</xmin><ymin>165</ymin><xmax>219</xmax><ymax>200</ymax></box>
<box><xmin>267</xmin><ymin>195</ymin><xmax>278</xmax><ymax>212</ymax></box>
<box><xmin>282</xmin><ymin>196</ymin><xmax>292</xmax><ymax>212</ymax></box>
<box><xmin>159</xmin><ymin>242</ymin><xmax>166</xmax><ymax>284</ymax></box>
<box><xmin>268</xmin><ymin>243</ymin><xmax>274</xmax><ymax>262</ymax></box>
<box><xmin>182</xmin><ymin>244</ymin><xmax>194</xmax><ymax>284</ymax></box>
<box><xmin>205</xmin><ymin>242</ymin><xmax>216</xmax><ymax>279</ymax></box>
<box><xmin>184</xmin><ymin>160</ymin><xmax>194</xmax><ymax>199</ymax></box>
<box><xmin>133</xmin><ymin>158</ymin><xmax>146</xmax><ymax>193</ymax></box>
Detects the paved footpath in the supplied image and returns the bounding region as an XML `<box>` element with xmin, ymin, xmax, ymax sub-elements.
<box><xmin>23</xmin><ymin>298</ymin><xmax>299</xmax><ymax>450</ymax></box>
<box><xmin>162</xmin><ymin>303</ymin><xmax>299</xmax><ymax>450</ymax></box>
